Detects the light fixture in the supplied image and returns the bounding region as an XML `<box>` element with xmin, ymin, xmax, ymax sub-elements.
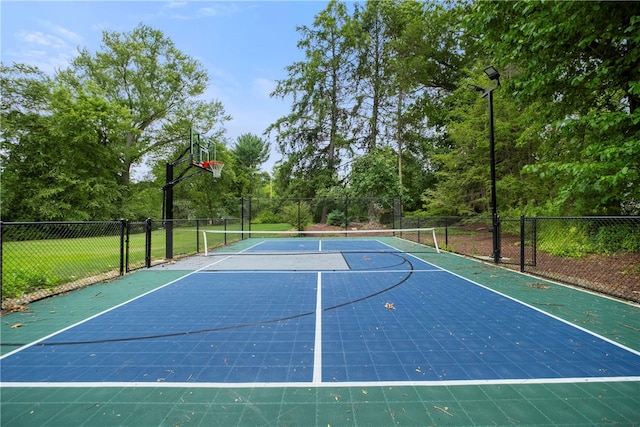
<box><xmin>483</xmin><ymin>66</ymin><xmax>500</xmax><ymax>82</ymax></box>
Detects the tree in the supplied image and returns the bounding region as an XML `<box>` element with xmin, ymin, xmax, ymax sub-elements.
<box><xmin>468</xmin><ymin>1</ymin><xmax>640</xmax><ymax>214</ymax></box>
<box><xmin>232</xmin><ymin>133</ymin><xmax>270</xmax><ymax>197</ymax></box>
<box><xmin>349</xmin><ymin>147</ymin><xmax>403</xmax><ymax>222</ymax></box>
<box><xmin>64</xmin><ymin>23</ymin><xmax>229</xmax><ymax>190</ymax></box>
<box><xmin>421</xmin><ymin>63</ymin><xmax>548</xmax><ymax>216</ymax></box>
<box><xmin>1</xmin><ymin>24</ymin><xmax>230</xmax><ymax>220</ymax></box>
<box><xmin>269</xmin><ymin>0</ymin><xmax>358</xmax><ymax>214</ymax></box>
<box><xmin>0</xmin><ymin>63</ymin><xmax>123</xmax><ymax>220</ymax></box>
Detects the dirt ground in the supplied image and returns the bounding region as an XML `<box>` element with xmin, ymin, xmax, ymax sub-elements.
<box><xmin>447</xmin><ymin>232</ymin><xmax>639</xmax><ymax>303</ymax></box>
<box><xmin>307</xmin><ymin>223</ymin><xmax>640</xmax><ymax>304</ymax></box>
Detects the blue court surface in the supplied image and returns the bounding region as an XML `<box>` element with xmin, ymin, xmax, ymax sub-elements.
<box><xmin>2</xmin><ymin>238</ymin><xmax>640</xmax><ymax>387</ymax></box>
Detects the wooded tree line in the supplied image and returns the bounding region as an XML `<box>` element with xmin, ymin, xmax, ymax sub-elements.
<box><xmin>2</xmin><ymin>1</ymin><xmax>639</xmax><ymax>222</ymax></box>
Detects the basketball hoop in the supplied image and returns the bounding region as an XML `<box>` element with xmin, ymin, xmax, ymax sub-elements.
<box><xmin>202</xmin><ymin>160</ymin><xmax>224</xmax><ymax>178</ymax></box>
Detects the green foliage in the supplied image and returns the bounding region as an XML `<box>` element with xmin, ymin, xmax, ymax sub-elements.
<box><xmin>591</xmin><ymin>224</ymin><xmax>640</xmax><ymax>253</ymax></box>
<box><xmin>281</xmin><ymin>201</ymin><xmax>313</xmax><ymax>230</ymax></box>
<box><xmin>232</xmin><ymin>133</ymin><xmax>270</xmax><ymax>197</ymax></box>
<box><xmin>253</xmin><ymin>210</ymin><xmax>281</xmax><ymax>224</ymax></box>
<box><xmin>468</xmin><ymin>1</ymin><xmax>640</xmax><ymax>214</ymax></box>
<box><xmin>537</xmin><ymin>221</ymin><xmax>640</xmax><ymax>258</ymax></box>
<box><xmin>326</xmin><ymin>209</ymin><xmax>347</xmax><ymax>227</ymax></box>
<box><xmin>538</xmin><ymin>225</ymin><xmax>594</xmax><ymax>258</ymax></box>
<box><xmin>351</xmin><ymin>147</ymin><xmax>403</xmax><ymax>199</ymax></box>
<box><xmin>1</xmin><ymin>24</ymin><xmax>230</xmax><ymax>221</ymax></box>
<box><xmin>3</xmin><ymin>270</ymin><xmax>62</xmax><ymax>299</ymax></box>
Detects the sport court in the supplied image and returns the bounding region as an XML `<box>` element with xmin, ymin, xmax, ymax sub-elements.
<box><xmin>1</xmin><ymin>235</ymin><xmax>639</xmax><ymax>425</ymax></box>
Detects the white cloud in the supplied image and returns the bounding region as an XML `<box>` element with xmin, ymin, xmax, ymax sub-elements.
<box><xmin>252</xmin><ymin>77</ymin><xmax>276</xmax><ymax>99</ymax></box>
<box><xmin>197</xmin><ymin>7</ymin><xmax>219</xmax><ymax>17</ymax></box>
<box><xmin>18</xmin><ymin>31</ymin><xmax>66</xmax><ymax>49</ymax></box>
<box><xmin>164</xmin><ymin>1</ymin><xmax>187</xmax><ymax>9</ymax></box>
<box><xmin>169</xmin><ymin>2</ymin><xmax>249</xmax><ymax>20</ymax></box>
<box><xmin>51</xmin><ymin>25</ymin><xmax>83</xmax><ymax>44</ymax></box>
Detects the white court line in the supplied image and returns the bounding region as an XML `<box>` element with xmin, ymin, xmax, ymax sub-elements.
<box><xmin>2</xmin><ymin>376</ymin><xmax>640</xmax><ymax>389</ymax></box>
<box><xmin>312</xmin><ymin>272</ymin><xmax>322</xmax><ymax>384</ymax></box>
<box><xmin>0</xmin><ymin>243</ymin><xmax>262</xmax><ymax>360</ymax></box>
<box><xmin>375</xmin><ymin>239</ymin><xmax>640</xmax><ymax>358</ymax></box>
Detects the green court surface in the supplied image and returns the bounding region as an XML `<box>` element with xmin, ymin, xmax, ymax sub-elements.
<box><xmin>1</xmin><ymin>240</ymin><xmax>639</xmax><ymax>426</ymax></box>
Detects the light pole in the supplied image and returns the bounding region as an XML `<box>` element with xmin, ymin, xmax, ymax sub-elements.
<box><xmin>468</xmin><ymin>66</ymin><xmax>501</xmax><ymax>263</ymax></box>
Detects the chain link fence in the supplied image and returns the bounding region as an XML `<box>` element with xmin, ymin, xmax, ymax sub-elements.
<box><xmin>2</xmin><ymin>211</ymin><xmax>639</xmax><ymax>311</ymax></box>
<box><xmin>0</xmin><ymin>219</ymin><xmax>240</xmax><ymax>312</ymax></box>
<box><xmin>240</xmin><ymin>197</ymin><xmax>401</xmax><ymax>230</ymax></box>
<box><xmin>400</xmin><ymin>215</ymin><xmax>639</xmax><ymax>303</ymax></box>
<box><xmin>1</xmin><ymin>221</ymin><xmax>126</xmax><ymax>311</ymax></box>
<box><xmin>521</xmin><ymin>216</ymin><xmax>640</xmax><ymax>303</ymax></box>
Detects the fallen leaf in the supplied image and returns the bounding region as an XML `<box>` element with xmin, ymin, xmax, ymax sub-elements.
<box><xmin>434</xmin><ymin>405</ymin><xmax>453</xmax><ymax>417</ymax></box>
<box><xmin>385</xmin><ymin>302</ymin><xmax>395</xmax><ymax>310</ymax></box>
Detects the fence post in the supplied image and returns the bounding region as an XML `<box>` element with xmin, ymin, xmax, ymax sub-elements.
<box><xmin>241</xmin><ymin>197</ymin><xmax>244</xmax><ymax>234</ymax></box>
<box><xmin>119</xmin><ymin>219</ymin><xmax>127</xmax><ymax>276</ymax></box>
<box><xmin>520</xmin><ymin>215</ymin><xmax>525</xmax><ymax>272</ymax></box>
<box><xmin>248</xmin><ymin>198</ymin><xmax>252</xmax><ymax>238</ymax></box>
<box><xmin>345</xmin><ymin>197</ymin><xmax>349</xmax><ymax>236</ymax></box>
<box><xmin>0</xmin><ymin>221</ymin><xmax>3</xmax><ymax>302</ymax></box>
<box><xmin>532</xmin><ymin>217</ymin><xmax>537</xmax><ymax>267</ymax></box>
<box><xmin>445</xmin><ymin>217</ymin><xmax>449</xmax><ymax>248</ymax></box>
<box><xmin>145</xmin><ymin>218</ymin><xmax>152</xmax><ymax>268</ymax></box>
<box><xmin>196</xmin><ymin>219</ymin><xmax>200</xmax><ymax>253</ymax></box>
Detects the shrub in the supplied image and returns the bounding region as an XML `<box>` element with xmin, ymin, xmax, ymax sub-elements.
<box><xmin>254</xmin><ymin>210</ymin><xmax>280</xmax><ymax>224</ymax></box>
<box><xmin>326</xmin><ymin>210</ymin><xmax>347</xmax><ymax>227</ymax></box>
<box><xmin>538</xmin><ymin>224</ymin><xmax>594</xmax><ymax>258</ymax></box>
<box><xmin>591</xmin><ymin>224</ymin><xmax>640</xmax><ymax>253</ymax></box>
<box><xmin>281</xmin><ymin>201</ymin><xmax>313</xmax><ymax>230</ymax></box>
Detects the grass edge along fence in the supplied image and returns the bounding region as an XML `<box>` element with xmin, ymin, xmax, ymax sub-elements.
<box><xmin>0</xmin><ymin>218</ymin><xmax>244</xmax><ymax>310</ymax></box>
<box><xmin>2</xmin><ymin>215</ymin><xmax>639</xmax><ymax>310</ymax></box>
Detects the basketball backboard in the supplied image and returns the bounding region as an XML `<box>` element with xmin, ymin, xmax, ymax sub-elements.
<box><xmin>190</xmin><ymin>129</ymin><xmax>224</xmax><ymax>178</ymax></box>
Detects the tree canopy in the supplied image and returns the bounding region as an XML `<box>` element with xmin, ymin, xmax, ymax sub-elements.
<box><xmin>2</xmin><ymin>1</ymin><xmax>638</xmax><ymax>222</ymax></box>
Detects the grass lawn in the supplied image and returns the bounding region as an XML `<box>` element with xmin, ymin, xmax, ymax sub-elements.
<box><xmin>2</xmin><ymin>223</ymin><xmax>292</xmax><ymax>300</ymax></box>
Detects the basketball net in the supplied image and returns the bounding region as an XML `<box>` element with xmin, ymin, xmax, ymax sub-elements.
<box><xmin>202</xmin><ymin>160</ymin><xmax>224</xmax><ymax>178</ymax></box>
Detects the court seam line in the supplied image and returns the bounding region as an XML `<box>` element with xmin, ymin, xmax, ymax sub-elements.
<box><xmin>3</xmin><ymin>376</ymin><xmax>639</xmax><ymax>389</ymax></box>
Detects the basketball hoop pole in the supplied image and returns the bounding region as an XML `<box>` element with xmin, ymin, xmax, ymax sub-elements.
<box><xmin>162</xmin><ymin>129</ymin><xmax>207</xmax><ymax>259</ymax></box>
<box><xmin>163</xmin><ymin>128</ymin><xmax>223</xmax><ymax>259</ymax></box>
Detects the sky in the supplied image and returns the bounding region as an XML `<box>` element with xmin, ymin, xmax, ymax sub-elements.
<box><xmin>0</xmin><ymin>0</ymin><xmax>331</xmax><ymax>176</ymax></box>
